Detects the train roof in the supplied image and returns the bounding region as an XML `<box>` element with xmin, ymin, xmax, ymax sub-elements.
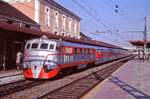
<box><xmin>26</xmin><ymin>35</ymin><xmax>125</xmax><ymax>50</ymax></box>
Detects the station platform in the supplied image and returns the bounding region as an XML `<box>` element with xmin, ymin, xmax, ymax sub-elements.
<box><xmin>82</xmin><ymin>58</ymin><xmax>150</xmax><ymax>99</ymax></box>
<box><xmin>0</xmin><ymin>69</ymin><xmax>24</xmax><ymax>85</ymax></box>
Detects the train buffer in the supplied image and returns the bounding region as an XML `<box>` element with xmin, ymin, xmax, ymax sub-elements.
<box><xmin>82</xmin><ymin>57</ymin><xmax>150</xmax><ymax>99</ymax></box>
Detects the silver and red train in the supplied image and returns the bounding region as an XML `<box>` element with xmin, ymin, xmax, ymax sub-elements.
<box><xmin>22</xmin><ymin>36</ymin><xmax>128</xmax><ymax>79</ymax></box>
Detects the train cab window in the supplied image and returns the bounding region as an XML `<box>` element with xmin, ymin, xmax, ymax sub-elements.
<box><xmin>49</xmin><ymin>44</ymin><xmax>54</xmax><ymax>49</ymax></box>
<box><xmin>56</xmin><ymin>45</ymin><xmax>60</xmax><ymax>51</ymax></box>
<box><xmin>31</xmin><ymin>43</ymin><xmax>38</xmax><ymax>49</ymax></box>
<box><xmin>40</xmin><ymin>43</ymin><xmax>48</xmax><ymax>49</ymax></box>
<box><xmin>26</xmin><ymin>43</ymin><xmax>30</xmax><ymax>49</ymax></box>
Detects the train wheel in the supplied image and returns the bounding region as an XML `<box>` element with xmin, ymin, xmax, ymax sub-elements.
<box><xmin>61</xmin><ymin>66</ymin><xmax>77</xmax><ymax>76</ymax></box>
<box><xmin>77</xmin><ymin>64</ymin><xmax>87</xmax><ymax>69</ymax></box>
<box><xmin>87</xmin><ymin>62</ymin><xmax>95</xmax><ymax>69</ymax></box>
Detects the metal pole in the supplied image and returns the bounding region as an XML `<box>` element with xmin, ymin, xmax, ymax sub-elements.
<box><xmin>3</xmin><ymin>41</ymin><xmax>6</xmax><ymax>71</ymax></box>
<box><xmin>3</xmin><ymin>56</ymin><xmax>6</xmax><ymax>71</ymax></box>
<box><xmin>143</xmin><ymin>16</ymin><xmax>147</xmax><ymax>60</ymax></box>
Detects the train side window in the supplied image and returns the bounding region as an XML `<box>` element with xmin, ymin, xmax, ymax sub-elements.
<box><xmin>84</xmin><ymin>49</ymin><xmax>87</xmax><ymax>54</ymax></box>
<box><xmin>49</xmin><ymin>44</ymin><xmax>54</xmax><ymax>49</ymax></box>
<box><xmin>40</xmin><ymin>43</ymin><xmax>48</xmax><ymax>49</ymax></box>
<box><xmin>80</xmin><ymin>48</ymin><xmax>83</xmax><ymax>54</ymax></box>
<box><xmin>31</xmin><ymin>43</ymin><xmax>38</xmax><ymax>49</ymax></box>
<box><xmin>77</xmin><ymin>48</ymin><xmax>80</xmax><ymax>54</ymax></box>
<box><xmin>74</xmin><ymin>48</ymin><xmax>78</xmax><ymax>54</ymax></box>
<box><xmin>90</xmin><ymin>49</ymin><xmax>93</xmax><ymax>54</ymax></box>
<box><xmin>88</xmin><ymin>49</ymin><xmax>90</xmax><ymax>54</ymax></box>
<box><xmin>26</xmin><ymin>43</ymin><xmax>30</xmax><ymax>49</ymax></box>
<box><xmin>93</xmin><ymin>49</ymin><xmax>95</xmax><ymax>53</ymax></box>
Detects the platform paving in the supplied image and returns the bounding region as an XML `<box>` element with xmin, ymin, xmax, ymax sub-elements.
<box><xmin>0</xmin><ymin>69</ymin><xmax>24</xmax><ymax>85</ymax></box>
<box><xmin>82</xmin><ymin>58</ymin><xmax>150</xmax><ymax>99</ymax></box>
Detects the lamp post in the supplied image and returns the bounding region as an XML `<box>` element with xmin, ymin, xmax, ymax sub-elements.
<box><xmin>143</xmin><ymin>16</ymin><xmax>147</xmax><ymax>60</ymax></box>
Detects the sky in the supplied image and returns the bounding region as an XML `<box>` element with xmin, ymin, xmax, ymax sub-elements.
<box><xmin>56</xmin><ymin>0</ymin><xmax>150</xmax><ymax>48</ymax></box>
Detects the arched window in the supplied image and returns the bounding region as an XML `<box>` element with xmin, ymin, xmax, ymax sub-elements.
<box><xmin>68</xmin><ymin>17</ymin><xmax>72</xmax><ymax>33</ymax></box>
<box><xmin>54</xmin><ymin>11</ymin><xmax>59</xmax><ymax>33</ymax></box>
<box><xmin>45</xmin><ymin>6</ymin><xmax>50</xmax><ymax>26</ymax></box>
<box><xmin>62</xmin><ymin>15</ymin><xmax>66</xmax><ymax>34</ymax></box>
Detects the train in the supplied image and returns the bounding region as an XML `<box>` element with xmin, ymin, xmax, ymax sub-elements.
<box><xmin>22</xmin><ymin>35</ymin><xmax>128</xmax><ymax>79</ymax></box>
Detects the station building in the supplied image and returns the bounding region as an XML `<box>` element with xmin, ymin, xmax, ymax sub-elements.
<box><xmin>130</xmin><ymin>40</ymin><xmax>150</xmax><ymax>59</ymax></box>
<box><xmin>3</xmin><ymin>0</ymin><xmax>81</xmax><ymax>38</ymax></box>
<box><xmin>0</xmin><ymin>0</ymin><xmax>81</xmax><ymax>70</ymax></box>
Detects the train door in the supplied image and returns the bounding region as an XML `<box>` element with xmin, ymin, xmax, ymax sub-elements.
<box><xmin>77</xmin><ymin>48</ymin><xmax>87</xmax><ymax>69</ymax></box>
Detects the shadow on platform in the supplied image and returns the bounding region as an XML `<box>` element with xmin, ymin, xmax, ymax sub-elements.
<box><xmin>109</xmin><ymin>76</ymin><xmax>150</xmax><ymax>99</ymax></box>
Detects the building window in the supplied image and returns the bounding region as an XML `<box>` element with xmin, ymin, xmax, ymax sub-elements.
<box><xmin>62</xmin><ymin>15</ymin><xmax>66</xmax><ymax>34</ymax></box>
<box><xmin>68</xmin><ymin>17</ymin><xmax>72</xmax><ymax>33</ymax></box>
<box><xmin>45</xmin><ymin>6</ymin><xmax>50</xmax><ymax>26</ymax></box>
<box><xmin>74</xmin><ymin>20</ymin><xmax>77</xmax><ymax>34</ymax></box>
<box><xmin>54</xmin><ymin>11</ymin><xmax>59</xmax><ymax>33</ymax></box>
<box><xmin>34</xmin><ymin>0</ymin><xmax>40</xmax><ymax>23</ymax></box>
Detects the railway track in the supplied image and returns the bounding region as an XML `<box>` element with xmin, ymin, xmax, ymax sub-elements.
<box><xmin>0</xmin><ymin>56</ymin><xmax>134</xmax><ymax>98</ymax></box>
<box><xmin>0</xmin><ymin>73</ymin><xmax>22</xmax><ymax>79</ymax></box>
<box><xmin>0</xmin><ymin>79</ymin><xmax>47</xmax><ymax>97</ymax></box>
<box><xmin>38</xmin><ymin>58</ymin><xmax>131</xmax><ymax>99</ymax></box>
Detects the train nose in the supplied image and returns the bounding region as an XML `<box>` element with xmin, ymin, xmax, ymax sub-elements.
<box><xmin>31</xmin><ymin>64</ymin><xmax>43</xmax><ymax>78</ymax></box>
<box><xmin>34</xmin><ymin>65</ymin><xmax>37</xmax><ymax>69</ymax></box>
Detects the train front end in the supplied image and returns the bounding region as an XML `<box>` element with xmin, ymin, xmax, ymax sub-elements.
<box><xmin>22</xmin><ymin>37</ymin><xmax>61</xmax><ymax>79</ymax></box>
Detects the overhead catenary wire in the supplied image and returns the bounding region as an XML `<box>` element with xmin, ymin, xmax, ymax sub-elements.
<box><xmin>72</xmin><ymin>0</ymin><xmax>132</xmax><ymax>46</ymax></box>
<box><xmin>77</xmin><ymin>0</ymin><xmax>131</xmax><ymax>45</ymax></box>
<box><xmin>71</xmin><ymin>0</ymin><xmax>110</xmax><ymax>29</ymax></box>
<box><xmin>103</xmin><ymin>0</ymin><xmax>135</xmax><ymax>25</ymax></box>
<box><xmin>110</xmin><ymin>0</ymin><xmax>134</xmax><ymax>19</ymax></box>
<box><xmin>82</xmin><ymin>0</ymin><xmax>118</xmax><ymax>31</ymax></box>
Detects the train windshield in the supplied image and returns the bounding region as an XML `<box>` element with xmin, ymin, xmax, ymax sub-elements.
<box><xmin>31</xmin><ymin>43</ymin><xmax>38</xmax><ymax>49</ymax></box>
<box><xmin>25</xmin><ymin>42</ymin><xmax>59</xmax><ymax>51</ymax></box>
<box><xmin>49</xmin><ymin>44</ymin><xmax>54</xmax><ymax>49</ymax></box>
<box><xmin>40</xmin><ymin>43</ymin><xmax>48</xmax><ymax>49</ymax></box>
<box><xmin>26</xmin><ymin>43</ymin><xmax>30</xmax><ymax>49</ymax></box>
